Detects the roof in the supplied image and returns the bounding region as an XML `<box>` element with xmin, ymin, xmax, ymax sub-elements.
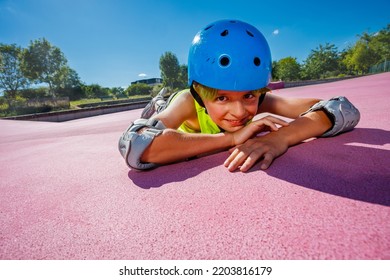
<box><xmin>0</xmin><ymin>73</ymin><xmax>389</xmax><ymax>259</ymax></box>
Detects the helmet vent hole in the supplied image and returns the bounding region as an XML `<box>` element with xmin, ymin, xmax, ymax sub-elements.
<box><xmin>221</xmin><ymin>30</ymin><xmax>229</xmax><ymax>36</ymax></box>
<box><xmin>219</xmin><ymin>55</ymin><xmax>231</xmax><ymax>67</ymax></box>
<box><xmin>246</xmin><ymin>30</ymin><xmax>254</xmax><ymax>37</ymax></box>
<box><xmin>254</xmin><ymin>57</ymin><xmax>261</xmax><ymax>66</ymax></box>
<box><xmin>204</xmin><ymin>24</ymin><xmax>214</xmax><ymax>31</ymax></box>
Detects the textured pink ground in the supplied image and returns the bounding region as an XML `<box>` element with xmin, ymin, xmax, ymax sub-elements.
<box><xmin>0</xmin><ymin>73</ymin><xmax>389</xmax><ymax>260</ymax></box>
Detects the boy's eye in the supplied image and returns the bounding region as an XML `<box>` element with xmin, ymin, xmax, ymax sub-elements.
<box><xmin>244</xmin><ymin>93</ymin><xmax>255</xmax><ymax>99</ymax></box>
<box><xmin>216</xmin><ymin>96</ymin><xmax>227</xmax><ymax>101</ymax></box>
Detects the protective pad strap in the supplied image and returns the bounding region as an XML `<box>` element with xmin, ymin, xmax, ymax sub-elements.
<box><xmin>118</xmin><ymin>118</ymin><xmax>166</xmax><ymax>170</ymax></box>
<box><xmin>301</xmin><ymin>96</ymin><xmax>360</xmax><ymax>137</ymax></box>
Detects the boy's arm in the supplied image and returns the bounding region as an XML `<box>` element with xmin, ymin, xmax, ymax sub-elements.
<box><xmin>138</xmin><ymin>90</ymin><xmax>232</xmax><ymax>163</ymax></box>
<box><xmin>261</xmin><ymin>94</ymin><xmax>360</xmax><ymax>137</ymax></box>
<box><xmin>118</xmin><ymin>91</ymin><xmax>197</xmax><ymax>170</ymax></box>
<box><xmin>260</xmin><ymin>94</ymin><xmax>321</xmax><ymax>119</ymax></box>
<box><xmin>262</xmin><ymin>94</ymin><xmax>334</xmax><ymax>142</ymax></box>
<box><xmin>140</xmin><ymin>129</ymin><xmax>233</xmax><ymax>164</ymax></box>
<box><xmin>273</xmin><ymin>110</ymin><xmax>333</xmax><ymax>147</ymax></box>
<box><xmin>225</xmin><ymin>94</ymin><xmax>360</xmax><ymax>172</ymax></box>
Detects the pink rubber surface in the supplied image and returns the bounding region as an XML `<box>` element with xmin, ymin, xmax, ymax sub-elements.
<box><xmin>1</xmin><ymin>73</ymin><xmax>389</xmax><ymax>259</ymax></box>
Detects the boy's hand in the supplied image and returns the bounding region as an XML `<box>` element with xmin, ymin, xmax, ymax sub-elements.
<box><xmin>230</xmin><ymin>116</ymin><xmax>289</xmax><ymax>146</ymax></box>
<box><xmin>224</xmin><ymin>126</ymin><xmax>289</xmax><ymax>172</ymax></box>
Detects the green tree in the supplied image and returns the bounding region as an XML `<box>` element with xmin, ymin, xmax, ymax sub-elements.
<box><xmin>110</xmin><ymin>87</ymin><xmax>125</xmax><ymax>99</ymax></box>
<box><xmin>52</xmin><ymin>66</ymin><xmax>79</xmax><ymax>89</ymax></box>
<box><xmin>178</xmin><ymin>64</ymin><xmax>188</xmax><ymax>88</ymax></box>
<box><xmin>125</xmin><ymin>83</ymin><xmax>151</xmax><ymax>97</ymax></box>
<box><xmin>20</xmin><ymin>38</ymin><xmax>69</xmax><ymax>96</ymax></box>
<box><xmin>370</xmin><ymin>24</ymin><xmax>390</xmax><ymax>62</ymax></box>
<box><xmin>159</xmin><ymin>51</ymin><xmax>180</xmax><ymax>89</ymax></box>
<box><xmin>274</xmin><ymin>57</ymin><xmax>301</xmax><ymax>81</ymax></box>
<box><xmin>301</xmin><ymin>43</ymin><xmax>340</xmax><ymax>79</ymax></box>
<box><xmin>0</xmin><ymin>44</ymin><xmax>29</xmax><ymax>106</ymax></box>
<box><xmin>343</xmin><ymin>25</ymin><xmax>389</xmax><ymax>74</ymax></box>
<box><xmin>271</xmin><ymin>60</ymin><xmax>279</xmax><ymax>80</ymax></box>
<box><xmin>51</xmin><ymin>67</ymin><xmax>84</xmax><ymax>100</ymax></box>
<box><xmin>81</xmin><ymin>84</ymin><xmax>107</xmax><ymax>99</ymax></box>
<box><xmin>343</xmin><ymin>41</ymin><xmax>379</xmax><ymax>74</ymax></box>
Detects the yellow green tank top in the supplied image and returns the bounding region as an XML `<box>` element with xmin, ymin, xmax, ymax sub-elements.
<box><xmin>168</xmin><ymin>90</ymin><xmax>221</xmax><ymax>134</ymax></box>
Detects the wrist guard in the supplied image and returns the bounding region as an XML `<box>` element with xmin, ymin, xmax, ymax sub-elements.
<box><xmin>118</xmin><ymin>118</ymin><xmax>166</xmax><ymax>170</ymax></box>
<box><xmin>301</xmin><ymin>96</ymin><xmax>360</xmax><ymax>137</ymax></box>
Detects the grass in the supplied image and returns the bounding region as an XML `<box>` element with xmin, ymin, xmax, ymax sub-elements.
<box><xmin>69</xmin><ymin>95</ymin><xmax>150</xmax><ymax>109</ymax></box>
<box><xmin>70</xmin><ymin>98</ymin><xmax>102</xmax><ymax>109</ymax></box>
<box><xmin>0</xmin><ymin>95</ymin><xmax>152</xmax><ymax>117</ymax></box>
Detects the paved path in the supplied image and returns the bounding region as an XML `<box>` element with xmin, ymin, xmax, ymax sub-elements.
<box><xmin>1</xmin><ymin>73</ymin><xmax>389</xmax><ymax>259</ymax></box>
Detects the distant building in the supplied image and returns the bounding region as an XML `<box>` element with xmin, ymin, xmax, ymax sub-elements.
<box><xmin>131</xmin><ymin>78</ymin><xmax>163</xmax><ymax>87</ymax></box>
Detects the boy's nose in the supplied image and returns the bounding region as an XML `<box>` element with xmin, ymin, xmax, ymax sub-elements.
<box><xmin>230</xmin><ymin>101</ymin><xmax>246</xmax><ymax>118</ymax></box>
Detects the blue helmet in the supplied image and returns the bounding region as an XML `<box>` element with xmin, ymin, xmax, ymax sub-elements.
<box><xmin>188</xmin><ymin>19</ymin><xmax>272</xmax><ymax>91</ymax></box>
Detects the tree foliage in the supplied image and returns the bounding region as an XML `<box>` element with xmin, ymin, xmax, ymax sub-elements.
<box><xmin>20</xmin><ymin>38</ymin><xmax>70</xmax><ymax>96</ymax></box>
<box><xmin>342</xmin><ymin>25</ymin><xmax>389</xmax><ymax>74</ymax></box>
<box><xmin>365</xmin><ymin>24</ymin><xmax>390</xmax><ymax>63</ymax></box>
<box><xmin>301</xmin><ymin>43</ymin><xmax>340</xmax><ymax>79</ymax></box>
<box><xmin>0</xmin><ymin>44</ymin><xmax>29</xmax><ymax>101</ymax></box>
<box><xmin>81</xmin><ymin>84</ymin><xmax>107</xmax><ymax>99</ymax></box>
<box><xmin>159</xmin><ymin>51</ymin><xmax>187</xmax><ymax>90</ymax></box>
<box><xmin>178</xmin><ymin>64</ymin><xmax>188</xmax><ymax>88</ymax></box>
<box><xmin>159</xmin><ymin>51</ymin><xmax>180</xmax><ymax>89</ymax></box>
<box><xmin>125</xmin><ymin>83</ymin><xmax>151</xmax><ymax>97</ymax></box>
<box><xmin>343</xmin><ymin>42</ymin><xmax>379</xmax><ymax>74</ymax></box>
<box><xmin>273</xmin><ymin>57</ymin><xmax>301</xmax><ymax>81</ymax></box>
<box><xmin>110</xmin><ymin>87</ymin><xmax>125</xmax><ymax>98</ymax></box>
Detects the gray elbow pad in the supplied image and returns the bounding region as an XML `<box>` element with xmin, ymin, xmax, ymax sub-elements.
<box><xmin>301</xmin><ymin>96</ymin><xmax>360</xmax><ymax>137</ymax></box>
<box><xmin>118</xmin><ymin>118</ymin><xmax>166</xmax><ymax>170</ymax></box>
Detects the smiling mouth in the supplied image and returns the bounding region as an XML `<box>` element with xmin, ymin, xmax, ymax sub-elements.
<box><xmin>225</xmin><ymin>118</ymin><xmax>248</xmax><ymax>127</ymax></box>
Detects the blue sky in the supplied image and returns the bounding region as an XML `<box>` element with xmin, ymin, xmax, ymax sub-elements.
<box><xmin>1</xmin><ymin>0</ymin><xmax>389</xmax><ymax>88</ymax></box>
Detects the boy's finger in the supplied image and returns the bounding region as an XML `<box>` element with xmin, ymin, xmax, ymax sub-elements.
<box><xmin>240</xmin><ymin>154</ymin><xmax>258</xmax><ymax>172</ymax></box>
<box><xmin>253</xmin><ymin>116</ymin><xmax>289</xmax><ymax>127</ymax></box>
<box><xmin>225</xmin><ymin>150</ymin><xmax>248</xmax><ymax>172</ymax></box>
<box><xmin>224</xmin><ymin>148</ymin><xmax>239</xmax><ymax>166</ymax></box>
<box><xmin>260</xmin><ymin>153</ymin><xmax>274</xmax><ymax>170</ymax></box>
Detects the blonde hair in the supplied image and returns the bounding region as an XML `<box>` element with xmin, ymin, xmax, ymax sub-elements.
<box><xmin>193</xmin><ymin>82</ymin><xmax>270</xmax><ymax>100</ymax></box>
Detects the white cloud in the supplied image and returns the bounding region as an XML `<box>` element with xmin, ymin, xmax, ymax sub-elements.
<box><xmin>273</xmin><ymin>29</ymin><xmax>280</xmax><ymax>35</ymax></box>
<box><xmin>138</xmin><ymin>73</ymin><xmax>147</xmax><ymax>77</ymax></box>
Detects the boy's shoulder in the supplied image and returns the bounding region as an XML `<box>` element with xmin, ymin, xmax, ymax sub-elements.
<box><xmin>157</xmin><ymin>88</ymin><xmax>198</xmax><ymax>129</ymax></box>
<box><xmin>162</xmin><ymin>88</ymin><xmax>195</xmax><ymax>115</ymax></box>
<box><xmin>169</xmin><ymin>88</ymin><xmax>193</xmax><ymax>105</ymax></box>
<box><xmin>173</xmin><ymin>88</ymin><xmax>192</xmax><ymax>98</ymax></box>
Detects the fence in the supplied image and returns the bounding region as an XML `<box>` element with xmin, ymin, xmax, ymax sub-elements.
<box><xmin>369</xmin><ymin>60</ymin><xmax>390</xmax><ymax>74</ymax></box>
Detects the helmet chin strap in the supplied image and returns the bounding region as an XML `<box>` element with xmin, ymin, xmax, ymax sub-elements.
<box><xmin>190</xmin><ymin>84</ymin><xmax>226</xmax><ymax>132</ymax></box>
<box><xmin>190</xmin><ymin>85</ymin><xmax>206</xmax><ymax>108</ymax></box>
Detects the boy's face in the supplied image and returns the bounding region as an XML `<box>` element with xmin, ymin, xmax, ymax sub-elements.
<box><xmin>203</xmin><ymin>90</ymin><xmax>260</xmax><ymax>132</ymax></box>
